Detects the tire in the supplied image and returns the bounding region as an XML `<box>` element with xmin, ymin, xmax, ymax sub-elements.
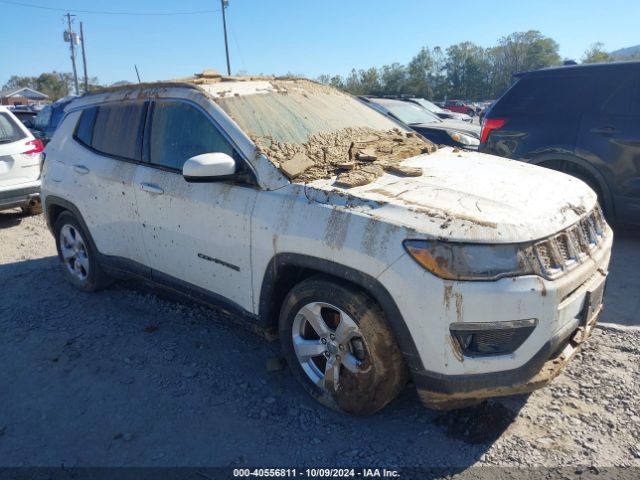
<box><xmin>279</xmin><ymin>276</ymin><xmax>409</xmax><ymax>415</ymax></box>
<box><xmin>54</xmin><ymin>211</ymin><xmax>112</xmax><ymax>292</ymax></box>
<box><xmin>21</xmin><ymin>201</ymin><xmax>42</xmax><ymax>216</ymax></box>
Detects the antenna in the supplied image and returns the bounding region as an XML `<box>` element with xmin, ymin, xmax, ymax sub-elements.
<box><xmin>135</xmin><ymin>65</ymin><xmax>142</xmax><ymax>83</ymax></box>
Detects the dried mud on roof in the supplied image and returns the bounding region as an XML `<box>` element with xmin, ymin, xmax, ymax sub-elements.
<box><xmin>252</xmin><ymin>127</ymin><xmax>437</xmax><ymax>187</ymax></box>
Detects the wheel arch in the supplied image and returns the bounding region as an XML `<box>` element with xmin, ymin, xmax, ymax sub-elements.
<box><xmin>258</xmin><ymin>253</ymin><xmax>424</xmax><ymax>372</ymax></box>
<box><xmin>527</xmin><ymin>153</ymin><xmax>615</xmax><ymax>220</ymax></box>
<box><xmin>45</xmin><ymin>196</ymin><xmax>100</xmax><ymax>252</ymax></box>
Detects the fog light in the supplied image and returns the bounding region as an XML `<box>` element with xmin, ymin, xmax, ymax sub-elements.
<box><xmin>450</xmin><ymin>319</ymin><xmax>537</xmax><ymax>356</ymax></box>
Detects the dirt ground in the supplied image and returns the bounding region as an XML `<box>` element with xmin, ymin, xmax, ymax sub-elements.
<box><xmin>0</xmin><ymin>210</ymin><xmax>638</xmax><ymax>470</ymax></box>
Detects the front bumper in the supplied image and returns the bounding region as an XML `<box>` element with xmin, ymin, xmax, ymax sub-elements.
<box><xmin>414</xmin><ymin>297</ymin><xmax>601</xmax><ymax>409</ymax></box>
<box><xmin>0</xmin><ymin>183</ymin><xmax>41</xmax><ymax>210</ymax></box>
<box><xmin>377</xmin><ymin>224</ymin><xmax>612</xmax><ymax>409</ymax></box>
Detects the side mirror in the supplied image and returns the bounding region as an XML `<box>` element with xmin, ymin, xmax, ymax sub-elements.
<box><xmin>183</xmin><ymin>152</ymin><xmax>236</xmax><ymax>182</ymax></box>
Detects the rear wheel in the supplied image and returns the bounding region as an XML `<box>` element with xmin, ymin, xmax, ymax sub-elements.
<box><xmin>54</xmin><ymin>211</ymin><xmax>112</xmax><ymax>292</ymax></box>
<box><xmin>279</xmin><ymin>276</ymin><xmax>408</xmax><ymax>415</ymax></box>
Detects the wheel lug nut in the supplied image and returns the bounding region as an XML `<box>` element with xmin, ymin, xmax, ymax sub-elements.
<box><xmin>321</xmin><ymin>338</ymin><xmax>327</xmax><ymax>344</ymax></box>
<box><xmin>324</xmin><ymin>351</ymin><xmax>330</xmax><ymax>358</ymax></box>
<box><xmin>330</xmin><ymin>334</ymin><xmax>335</xmax><ymax>340</ymax></box>
<box><xmin>339</xmin><ymin>344</ymin><xmax>344</xmax><ymax>351</ymax></box>
<box><xmin>336</xmin><ymin>355</ymin><xmax>341</xmax><ymax>362</ymax></box>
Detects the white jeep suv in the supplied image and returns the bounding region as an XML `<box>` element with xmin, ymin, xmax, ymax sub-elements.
<box><xmin>41</xmin><ymin>74</ymin><xmax>612</xmax><ymax>415</ymax></box>
<box><xmin>0</xmin><ymin>106</ymin><xmax>44</xmax><ymax>215</ymax></box>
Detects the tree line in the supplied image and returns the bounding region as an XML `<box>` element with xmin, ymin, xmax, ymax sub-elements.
<box><xmin>1</xmin><ymin>72</ymin><xmax>100</xmax><ymax>102</ymax></box>
<box><xmin>3</xmin><ymin>31</ymin><xmax>638</xmax><ymax>103</ymax></box>
<box><xmin>317</xmin><ymin>31</ymin><xmax>639</xmax><ymax>101</ymax></box>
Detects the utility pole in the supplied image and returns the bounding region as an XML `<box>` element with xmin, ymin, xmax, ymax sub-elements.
<box><xmin>80</xmin><ymin>22</ymin><xmax>89</xmax><ymax>93</ymax></box>
<box><xmin>220</xmin><ymin>0</ymin><xmax>231</xmax><ymax>75</ymax></box>
<box><xmin>64</xmin><ymin>13</ymin><xmax>80</xmax><ymax>95</ymax></box>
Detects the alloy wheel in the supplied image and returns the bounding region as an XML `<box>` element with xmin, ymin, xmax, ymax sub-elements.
<box><xmin>59</xmin><ymin>224</ymin><xmax>90</xmax><ymax>282</ymax></box>
<box><xmin>291</xmin><ymin>301</ymin><xmax>369</xmax><ymax>393</ymax></box>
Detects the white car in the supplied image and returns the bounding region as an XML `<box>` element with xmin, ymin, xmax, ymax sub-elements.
<box><xmin>0</xmin><ymin>106</ymin><xmax>44</xmax><ymax>215</ymax></box>
<box><xmin>41</xmin><ymin>75</ymin><xmax>612</xmax><ymax>415</ymax></box>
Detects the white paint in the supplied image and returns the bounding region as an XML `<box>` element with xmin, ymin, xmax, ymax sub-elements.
<box><xmin>42</xmin><ymin>81</ymin><xmax>613</xmax><ymax>392</ymax></box>
<box><xmin>0</xmin><ymin>106</ymin><xmax>42</xmax><ymax>197</ymax></box>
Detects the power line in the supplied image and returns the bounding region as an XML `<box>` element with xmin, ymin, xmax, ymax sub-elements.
<box><xmin>0</xmin><ymin>0</ymin><xmax>220</xmax><ymax>16</ymax></box>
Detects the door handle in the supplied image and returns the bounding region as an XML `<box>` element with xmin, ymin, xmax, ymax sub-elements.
<box><xmin>591</xmin><ymin>126</ymin><xmax>619</xmax><ymax>135</ymax></box>
<box><xmin>139</xmin><ymin>182</ymin><xmax>164</xmax><ymax>195</ymax></box>
<box><xmin>73</xmin><ymin>165</ymin><xmax>89</xmax><ymax>174</ymax></box>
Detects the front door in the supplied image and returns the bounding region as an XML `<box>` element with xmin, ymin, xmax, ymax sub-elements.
<box><xmin>133</xmin><ymin>100</ymin><xmax>258</xmax><ymax>313</ymax></box>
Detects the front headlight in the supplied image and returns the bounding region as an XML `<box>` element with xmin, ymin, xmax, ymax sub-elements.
<box><xmin>447</xmin><ymin>130</ymin><xmax>480</xmax><ymax>146</ymax></box>
<box><xmin>403</xmin><ymin>240</ymin><xmax>534</xmax><ymax>281</ymax></box>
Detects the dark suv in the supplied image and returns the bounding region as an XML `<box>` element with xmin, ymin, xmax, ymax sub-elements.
<box><xmin>31</xmin><ymin>96</ymin><xmax>77</xmax><ymax>145</ymax></box>
<box><xmin>480</xmin><ymin>61</ymin><xmax>640</xmax><ymax>225</ymax></box>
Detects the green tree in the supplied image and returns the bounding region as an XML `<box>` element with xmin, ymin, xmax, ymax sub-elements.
<box><xmin>445</xmin><ymin>42</ymin><xmax>487</xmax><ymax>100</ymax></box>
<box><xmin>582</xmin><ymin>43</ymin><xmax>613</xmax><ymax>63</ymax></box>
<box><xmin>379</xmin><ymin>63</ymin><xmax>408</xmax><ymax>95</ymax></box>
<box><xmin>490</xmin><ymin>31</ymin><xmax>561</xmax><ymax>97</ymax></box>
<box><xmin>406</xmin><ymin>47</ymin><xmax>435</xmax><ymax>98</ymax></box>
<box><xmin>430</xmin><ymin>46</ymin><xmax>449</xmax><ymax>99</ymax></box>
<box><xmin>1</xmin><ymin>71</ymin><xmax>100</xmax><ymax>100</ymax></box>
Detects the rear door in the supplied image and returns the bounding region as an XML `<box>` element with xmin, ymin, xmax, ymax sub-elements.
<box><xmin>0</xmin><ymin>110</ymin><xmax>41</xmax><ymax>189</ymax></box>
<box><xmin>133</xmin><ymin>99</ymin><xmax>258</xmax><ymax>312</ymax></box>
<box><xmin>65</xmin><ymin>102</ymin><xmax>150</xmax><ymax>267</ymax></box>
<box><xmin>577</xmin><ymin>68</ymin><xmax>640</xmax><ymax>223</ymax></box>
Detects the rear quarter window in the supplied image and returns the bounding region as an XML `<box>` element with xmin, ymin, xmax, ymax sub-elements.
<box><xmin>493</xmin><ymin>69</ymin><xmax>640</xmax><ymax>116</ymax></box>
<box><xmin>76</xmin><ymin>102</ymin><xmax>147</xmax><ymax>161</ymax></box>
<box><xmin>492</xmin><ymin>75</ymin><xmax>593</xmax><ymax>115</ymax></box>
<box><xmin>0</xmin><ymin>112</ymin><xmax>27</xmax><ymax>143</ymax></box>
<box><xmin>74</xmin><ymin>107</ymin><xmax>98</xmax><ymax>147</ymax></box>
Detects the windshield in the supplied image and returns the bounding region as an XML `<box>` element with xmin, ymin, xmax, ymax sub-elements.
<box><xmin>413</xmin><ymin>98</ymin><xmax>443</xmax><ymax>113</ymax></box>
<box><xmin>216</xmin><ymin>80</ymin><xmax>402</xmax><ymax>144</ymax></box>
<box><xmin>373</xmin><ymin>100</ymin><xmax>441</xmax><ymax>125</ymax></box>
<box><xmin>0</xmin><ymin>112</ymin><xmax>27</xmax><ymax>144</ymax></box>
<box><xmin>214</xmin><ymin>79</ymin><xmax>434</xmax><ymax>185</ymax></box>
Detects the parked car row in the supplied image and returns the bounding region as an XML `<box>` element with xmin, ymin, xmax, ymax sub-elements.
<box><xmin>359</xmin><ymin>96</ymin><xmax>480</xmax><ymax>149</ymax></box>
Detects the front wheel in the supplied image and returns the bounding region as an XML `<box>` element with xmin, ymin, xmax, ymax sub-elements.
<box><xmin>279</xmin><ymin>276</ymin><xmax>409</xmax><ymax>415</ymax></box>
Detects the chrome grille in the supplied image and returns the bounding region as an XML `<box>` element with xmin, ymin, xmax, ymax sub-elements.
<box><xmin>533</xmin><ymin>205</ymin><xmax>607</xmax><ymax>279</ymax></box>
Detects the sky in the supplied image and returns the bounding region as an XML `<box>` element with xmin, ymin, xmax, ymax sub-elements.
<box><xmin>1</xmin><ymin>0</ymin><xmax>639</xmax><ymax>89</ymax></box>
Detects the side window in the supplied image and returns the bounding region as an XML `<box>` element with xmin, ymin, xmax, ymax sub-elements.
<box><xmin>91</xmin><ymin>103</ymin><xmax>146</xmax><ymax>161</ymax></box>
<box><xmin>493</xmin><ymin>76</ymin><xmax>592</xmax><ymax>115</ymax></box>
<box><xmin>74</xmin><ymin>107</ymin><xmax>98</xmax><ymax>147</ymax></box>
<box><xmin>149</xmin><ymin>101</ymin><xmax>234</xmax><ymax>170</ymax></box>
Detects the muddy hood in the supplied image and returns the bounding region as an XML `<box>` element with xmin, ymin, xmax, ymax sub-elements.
<box><xmin>305</xmin><ymin>148</ymin><xmax>598</xmax><ymax>243</ymax></box>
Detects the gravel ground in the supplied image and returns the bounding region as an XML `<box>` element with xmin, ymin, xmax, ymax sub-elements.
<box><xmin>0</xmin><ymin>210</ymin><xmax>639</xmax><ymax>470</ymax></box>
